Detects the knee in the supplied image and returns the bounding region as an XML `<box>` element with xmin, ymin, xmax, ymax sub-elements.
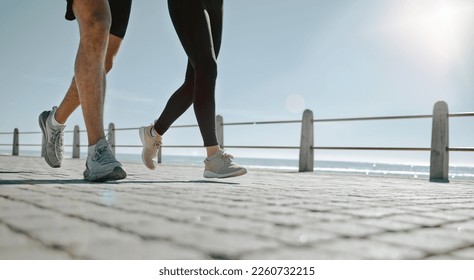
<box><xmin>79</xmin><ymin>11</ymin><xmax>111</xmax><ymax>40</ymax></box>
<box><xmin>194</xmin><ymin>57</ymin><xmax>218</xmax><ymax>82</ymax></box>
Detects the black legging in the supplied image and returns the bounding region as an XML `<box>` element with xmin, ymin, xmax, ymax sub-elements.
<box><xmin>154</xmin><ymin>0</ymin><xmax>223</xmax><ymax>147</ymax></box>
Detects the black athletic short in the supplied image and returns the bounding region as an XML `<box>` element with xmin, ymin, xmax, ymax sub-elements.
<box><xmin>65</xmin><ymin>0</ymin><xmax>132</xmax><ymax>39</ymax></box>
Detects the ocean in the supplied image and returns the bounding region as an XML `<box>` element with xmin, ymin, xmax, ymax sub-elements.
<box><xmin>147</xmin><ymin>154</ymin><xmax>474</xmax><ymax>181</ymax></box>
<box><xmin>2</xmin><ymin>149</ymin><xmax>473</xmax><ymax>181</ymax></box>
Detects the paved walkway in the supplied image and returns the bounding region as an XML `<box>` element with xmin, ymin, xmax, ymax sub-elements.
<box><xmin>1</xmin><ymin>155</ymin><xmax>474</xmax><ymax>260</ymax></box>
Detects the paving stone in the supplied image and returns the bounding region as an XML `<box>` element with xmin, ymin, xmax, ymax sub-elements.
<box><xmin>372</xmin><ymin>228</ymin><xmax>474</xmax><ymax>255</ymax></box>
<box><xmin>292</xmin><ymin>203</ymin><xmax>339</xmax><ymax>212</ymax></box>
<box><xmin>308</xmin><ymin>221</ymin><xmax>385</xmax><ymax>237</ymax></box>
<box><xmin>317</xmin><ymin>238</ymin><xmax>425</xmax><ymax>259</ymax></box>
<box><xmin>442</xmin><ymin>221</ymin><xmax>474</xmax><ymax>233</ymax></box>
<box><xmin>118</xmin><ymin>218</ymin><xmax>204</xmax><ymax>240</ymax></box>
<box><xmin>417</xmin><ymin>210</ymin><xmax>473</xmax><ymax>222</ymax></box>
<box><xmin>424</xmin><ymin>254</ymin><xmax>465</xmax><ymax>260</ymax></box>
<box><xmin>386</xmin><ymin>214</ymin><xmax>448</xmax><ymax>227</ymax></box>
<box><xmin>450</xmin><ymin>247</ymin><xmax>474</xmax><ymax>259</ymax></box>
<box><xmin>242</xmin><ymin>247</ymin><xmax>362</xmax><ymax>260</ymax></box>
<box><xmin>77</xmin><ymin>238</ymin><xmax>209</xmax><ymax>260</ymax></box>
<box><xmin>192</xmin><ymin>214</ymin><xmax>276</xmax><ymax>234</ymax></box>
<box><xmin>172</xmin><ymin>229</ymin><xmax>281</xmax><ymax>259</ymax></box>
<box><xmin>0</xmin><ymin>245</ymin><xmax>70</xmax><ymax>260</ymax></box>
<box><xmin>0</xmin><ymin>223</ymin><xmax>39</xmax><ymax>249</ymax></box>
<box><xmin>256</xmin><ymin>226</ymin><xmax>338</xmax><ymax>245</ymax></box>
<box><xmin>301</xmin><ymin>211</ymin><xmax>353</xmax><ymax>222</ymax></box>
<box><xmin>338</xmin><ymin>207</ymin><xmax>408</xmax><ymax>218</ymax></box>
<box><xmin>354</xmin><ymin>218</ymin><xmax>419</xmax><ymax>232</ymax></box>
<box><xmin>439</xmin><ymin>209</ymin><xmax>474</xmax><ymax>219</ymax></box>
<box><xmin>252</xmin><ymin>212</ymin><xmax>312</xmax><ymax>228</ymax></box>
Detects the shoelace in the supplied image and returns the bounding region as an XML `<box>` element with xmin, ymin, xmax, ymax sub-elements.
<box><xmin>153</xmin><ymin>138</ymin><xmax>162</xmax><ymax>148</ymax></box>
<box><xmin>52</xmin><ymin>129</ymin><xmax>64</xmax><ymax>154</ymax></box>
<box><xmin>221</xmin><ymin>151</ymin><xmax>234</xmax><ymax>159</ymax></box>
<box><xmin>92</xmin><ymin>144</ymin><xmax>116</xmax><ymax>163</ymax></box>
<box><xmin>147</xmin><ymin>121</ymin><xmax>163</xmax><ymax>149</ymax></box>
<box><xmin>219</xmin><ymin>150</ymin><xmax>234</xmax><ymax>163</ymax></box>
<box><xmin>147</xmin><ymin>125</ymin><xmax>162</xmax><ymax>149</ymax></box>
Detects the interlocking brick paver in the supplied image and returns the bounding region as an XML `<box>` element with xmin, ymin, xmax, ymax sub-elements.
<box><xmin>414</xmin><ymin>210</ymin><xmax>473</xmax><ymax>222</ymax></box>
<box><xmin>0</xmin><ymin>245</ymin><xmax>70</xmax><ymax>260</ymax></box>
<box><xmin>372</xmin><ymin>228</ymin><xmax>474</xmax><ymax>255</ymax></box>
<box><xmin>354</xmin><ymin>218</ymin><xmax>419</xmax><ymax>232</ymax></box>
<box><xmin>317</xmin><ymin>238</ymin><xmax>425</xmax><ymax>259</ymax></box>
<box><xmin>424</xmin><ymin>254</ymin><xmax>461</xmax><ymax>260</ymax></box>
<box><xmin>172</xmin><ymin>228</ymin><xmax>281</xmax><ymax>258</ymax></box>
<box><xmin>0</xmin><ymin>223</ymin><xmax>39</xmax><ymax>249</ymax></box>
<box><xmin>301</xmin><ymin>211</ymin><xmax>353</xmax><ymax>222</ymax></box>
<box><xmin>337</xmin><ymin>207</ymin><xmax>408</xmax><ymax>218</ymax></box>
<box><xmin>256</xmin><ymin>225</ymin><xmax>338</xmax><ymax>245</ymax></box>
<box><xmin>450</xmin><ymin>247</ymin><xmax>474</xmax><ymax>259</ymax></box>
<box><xmin>308</xmin><ymin>221</ymin><xmax>385</xmax><ymax>237</ymax></box>
<box><xmin>242</xmin><ymin>247</ymin><xmax>362</xmax><ymax>260</ymax></box>
<box><xmin>78</xmin><ymin>240</ymin><xmax>209</xmax><ymax>260</ymax></box>
<box><xmin>441</xmin><ymin>221</ymin><xmax>474</xmax><ymax>234</ymax></box>
<box><xmin>1</xmin><ymin>155</ymin><xmax>474</xmax><ymax>259</ymax></box>
<box><xmin>385</xmin><ymin>214</ymin><xmax>447</xmax><ymax>227</ymax></box>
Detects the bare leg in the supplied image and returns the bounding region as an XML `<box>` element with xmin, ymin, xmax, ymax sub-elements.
<box><xmin>55</xmin><ymin>34</ymin><xmax>123</xmax><ymax>125</ymax></box>
<box><xmin>71</xmin><ymin>0</ymin><xmax>111</xmax><ymax>146</ymax></box>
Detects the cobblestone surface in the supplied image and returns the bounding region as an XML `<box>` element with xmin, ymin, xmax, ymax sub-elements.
<box><xmin>1</xmin><ymin>155</ymin><xmax>474</xmax><ymax>259</ymax></box>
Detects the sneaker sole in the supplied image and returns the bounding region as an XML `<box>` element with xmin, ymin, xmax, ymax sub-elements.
<box><xmin>203</xmin><ymin>168</ymin><xmax>248</xmax><ymax>179</ymax></box>
<box><xmin>85</xmin><ymin>166</ymin><xmax>127</xmax><ymax>182</ymax></box>
<box><xmin>38</xmin><ymin>111</ymin><xmax>60</xmax><ymax>168</ymax></box>
<box><xmin>139</xmin><ymin>127</ymin><xmax>156</xmax><ymax>170</ymax></box>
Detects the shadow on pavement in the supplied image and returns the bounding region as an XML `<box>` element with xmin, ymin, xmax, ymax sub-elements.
<box><xmin>0</xmin><ymin>179</ymin><xmax>240</xmax><ymax>185</ymax></box>
<box><xmin>115</xmin><ymin>180</ymin><xmax>240</xmax><ymax>185</ymax></box>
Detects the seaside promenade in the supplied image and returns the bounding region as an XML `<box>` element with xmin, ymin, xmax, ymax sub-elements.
<box><xmin>1</xmin><ymin>155</ymin><xmax>474</xmax><ymax>260</ymax></box>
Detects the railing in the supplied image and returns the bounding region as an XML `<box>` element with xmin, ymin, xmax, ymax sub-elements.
<box><xmin>1</xmin><ymin>101</ymin><xmax>473</xmax><ymax>183</ymax></box>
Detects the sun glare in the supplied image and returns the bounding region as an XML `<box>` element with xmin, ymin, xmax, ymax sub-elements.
<box><xmin>377</xmin><ymin>0</ymin><xmax>473</xmax><ymax>74</ymax></box>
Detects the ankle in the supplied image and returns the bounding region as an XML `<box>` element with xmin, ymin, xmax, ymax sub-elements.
<box><xmin>150</xmin><ymin>126</ymin><xmax>161</xmax><ymax>138</ymax></box>
<box><xmin>206</xmin><ymin>146</ymin><xmax>221</xmax><ymax>158</ymax></box>
<box><xmin>87</xmin><ymin>144</ymin><xmax>97</xmax><ymax>157</ymax></box>
<box><xmin>51</xmin><ymin>111</ymin><xmax>65</xmax><ymax>127</ymax></box>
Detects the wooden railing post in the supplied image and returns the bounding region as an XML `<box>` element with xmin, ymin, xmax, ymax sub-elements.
<box><xmin>108</xmin><ymin>123</ymin><xmax>115</xmax><ymax>155</ymax></box>
<box><xmin>12</xmin><ymin>128</ymin><xmax>19</xmax><ymax>156</ymax></box>
<box><xmin>157</xmin><ymin>146</ymin><xmax>162</xmax><ymax>164</ymax></box>
<box><xmin>299</xmin><ymin>110</ymin><xmax>314</xmax><ymax>172</ymax></box>
<box><xmin>41</xmin><ymin>129</ymin><xmax>45</xmax><ymax>157</ymax></box>
<box><xmin>430</xmin><ymin>101</ymin><xmax>449</xmax><ymax>183</ymax></box>
<box><xmin>73</xmin><ymin>125</ymin><xmax>80</xmax><ymax>158</ymax></box>
<box><xmin>216</xmin><ymin>115</ymin><xmax>224</xmax><ymax>149</ymax></box>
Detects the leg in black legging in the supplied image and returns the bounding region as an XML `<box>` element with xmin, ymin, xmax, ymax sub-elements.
<box><xmin>154</xmin><ymin>0</ymin><xmax>223</xmax><ymax>147</ymax></box>
<box><xmin>154</xmin><ymin>62</ymin><xmax>194</xmax><ymax>136</ymax></box>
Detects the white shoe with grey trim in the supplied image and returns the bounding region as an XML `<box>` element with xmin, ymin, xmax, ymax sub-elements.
<box><xmin>203</xmin><ymin>150</ymin><xmax>247</xmax><ymax>178</ymax></box>
<box><xmin>139</xmin><ymin>124</ymin><xmax>162</xmax><ymax>170</ymax></box>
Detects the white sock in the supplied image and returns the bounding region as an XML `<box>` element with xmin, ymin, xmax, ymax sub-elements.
<box><xmin>150</xmin><ymin>126</ymin><xmax>160</xmax><ymax>137</ymax></box>
<box><xmin>50</xmin><ymin>112</ymin><xmax>65</xmax><ymax>127</ymax></box>
<box><xmin>88</xmin><ymin>145</ymin><xmax>96</xmax><ymax>157</ymax></box>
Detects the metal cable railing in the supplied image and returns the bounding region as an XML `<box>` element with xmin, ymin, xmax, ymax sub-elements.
<box><xmin>1</xmin><ymin>102</ymin><xmax>473</xmax><ymax>182</ymax></box>
<box><xmin>2</xmin><ymin>115</ymin><xmax>473</xmax><ymax>153</ymax></box>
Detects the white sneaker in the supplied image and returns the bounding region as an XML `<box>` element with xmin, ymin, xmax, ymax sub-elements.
<box><xmin>203</xmin><ymin>150</ymin><xmax>247</xmax><ymax>178</ymax></box>
<box><xmin>38</xmin><ymin>106</ymin><xmax>65</xmax><ymax>168</ymax></box>
<box><xmin>139</xmin><ymin>125</ymin><xmax>162</xmax><ymax>170</ymax></box>
<box><xmin>83</xmin><ymin>138</ymin><xmax>127</xmax><ymax>182</ymax></box>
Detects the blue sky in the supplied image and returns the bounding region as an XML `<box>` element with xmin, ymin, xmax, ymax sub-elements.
<box><xmin>1</xmin><ymin>0</ymin><xmax>473</xmax><ymax>165</ymax></box>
